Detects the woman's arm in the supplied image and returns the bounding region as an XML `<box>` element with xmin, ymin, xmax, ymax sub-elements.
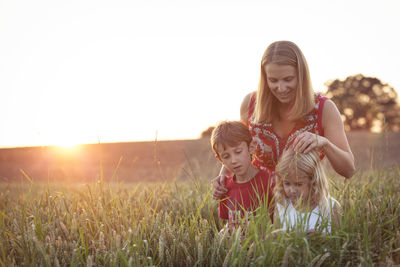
<box><xmin>320</xmin><ymin>100</ymin><xmax>355</xmax><ymax>178</ymax></box>
<box><xmin>293</xmin><ymin>100</ymin><xmax>355</xmax><ymax>178</ymax></box>
<box><xmin>212</xmin><ymin>165</ymin><xmax>231</xmax><ymax>200</ymax></box>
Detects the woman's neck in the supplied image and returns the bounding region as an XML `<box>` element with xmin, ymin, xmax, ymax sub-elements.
<box><xmin>278</xmin><ymin>101</ymin><xmax>295</xmax><ymax>120</ymax></box>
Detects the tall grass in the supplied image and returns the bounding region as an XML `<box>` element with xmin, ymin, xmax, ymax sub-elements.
<box><xmin>0</xmin><ymin>164</ymin><xmax>399</xmax><ymax>266</ymax></box>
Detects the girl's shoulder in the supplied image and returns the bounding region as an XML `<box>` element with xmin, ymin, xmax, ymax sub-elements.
<box><xmin>316</xmin><ymin>196</ymin><xmax>339</xmax><ymax>215</ymax></box>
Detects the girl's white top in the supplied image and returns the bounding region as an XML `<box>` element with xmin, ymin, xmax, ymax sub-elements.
<box><xmin>276</xmin><ymin>197</ymin><xmax>337</xmax><ymax>233</ymax></box>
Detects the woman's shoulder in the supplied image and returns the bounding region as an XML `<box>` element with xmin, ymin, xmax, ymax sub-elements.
<box><xmin>241</xmin><ymin>92</ymin><xmax>255</xmax><ymax>108</ymax></box>
<box><xmin>240</xmin><ymin>91</ymin><xmax>256</xmax><ymax>123</ymax></box>
<box><xmin>320</xmin><ymin>96</ymin><xmax>343</xmax><ymax>127</ymax></box>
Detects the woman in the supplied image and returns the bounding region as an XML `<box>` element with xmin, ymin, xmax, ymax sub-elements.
<box><xmin>213</xmin><ymin>40</ymin><xmax>355</xmax><ymax>200</ymax></box>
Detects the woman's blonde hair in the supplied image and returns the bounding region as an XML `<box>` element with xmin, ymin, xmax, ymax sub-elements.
<box><xmin>253</xmin><ymin>41</ymin><xmax>314</xmax><ymax>123</ymax></box>
<box><xmin>275</xmin><ymin>148</ymin><xmax>331</xmax><ymax>216</ymax></box>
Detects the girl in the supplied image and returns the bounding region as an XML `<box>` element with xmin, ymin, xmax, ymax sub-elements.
<box><xmin>274</xmin><ymin>147</ymin><xmax>340</xmax><ymax>233</ymax></box>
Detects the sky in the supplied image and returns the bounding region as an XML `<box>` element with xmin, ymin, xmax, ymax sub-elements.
<box><xmin>1</xmin><ymin>0</ymin><xmax>400</xmax><ymax>148</ymax></box>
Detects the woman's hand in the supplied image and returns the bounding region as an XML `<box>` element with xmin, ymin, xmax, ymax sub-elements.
<box><xmin>212</xmin><ymin>174</ymin><xmax>228</xmax><ymax>200</ymax></box>
<box><xmin>292</xmin><ymin>131</ymin><xmax>328</xmax><ymax>154</ymax></box>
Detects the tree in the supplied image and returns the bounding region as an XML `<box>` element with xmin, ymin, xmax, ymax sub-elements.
<box><xmin>325</xmin><ymin>74</ymin><xmax>400</xmax><ymax>132</ymax></box>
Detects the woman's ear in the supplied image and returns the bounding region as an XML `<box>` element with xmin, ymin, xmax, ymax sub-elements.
<box><xmin>249</xmin><ymin>140</ymin><xmax>257</xmax><ymax>154</ymax></box>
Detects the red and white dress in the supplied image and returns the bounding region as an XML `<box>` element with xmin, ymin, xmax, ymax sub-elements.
<box><xmin>248</xmin><ymin>93</ymin><xmax>328</xmax><ymax>172</ymax></box>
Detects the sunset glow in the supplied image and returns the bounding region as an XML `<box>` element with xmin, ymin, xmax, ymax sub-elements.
<box><xmin>56</xmin><ymin>142</ymin><xmax>80</xmax><ymax>150</ymax></box>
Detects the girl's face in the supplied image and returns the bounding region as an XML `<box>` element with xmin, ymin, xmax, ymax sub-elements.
<box><xmin>264</xmin><ymin>63</ymin><xmax>298</xmax><ymax>105</ymax></box>
<box><xmin>282</xmin><ymin>168</ymin><xmax>311</xmax><ymax>205</ymax></box>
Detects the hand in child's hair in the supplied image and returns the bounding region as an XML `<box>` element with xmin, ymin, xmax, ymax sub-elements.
<box><xmin>292</xmin><ymin>131</ymin><xmax>327</xmax><ymax>154</ymax></box>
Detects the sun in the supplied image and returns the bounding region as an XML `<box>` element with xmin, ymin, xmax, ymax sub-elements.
<box><xmin>54</xmin><ymin>142</ymin><xmax>82</xmax><ymax>156</ymax></box>
<box><xmin>57</xmin><ymin>142</ymin><xmax>79</xmax><ymax>149</ymax></box>
<box><xmin>41</xmin><ymin>135</ymin><xmax>83</xmax><ymax>150</ymax></box>
<box><xmin>54</xmin><ymin>139</ymin><xmax>81</xmax><ymax>153</ymax></box>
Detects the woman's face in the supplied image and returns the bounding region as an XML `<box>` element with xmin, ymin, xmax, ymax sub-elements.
<box><xmin>264</xmin><ymin>63</ymin><xmax>298</xmax><ymax>105</ymax></box>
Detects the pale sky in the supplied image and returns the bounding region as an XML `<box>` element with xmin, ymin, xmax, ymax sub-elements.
<box><xmin>1</xmin><ymin>0</ymin><xmax>399</xmax><ymax>148</ymax></box>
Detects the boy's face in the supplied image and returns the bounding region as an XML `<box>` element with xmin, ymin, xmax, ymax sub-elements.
<box><xmin>216</xmin><ymin>141</ymin><xmax>255</xmax><ymax>179</ymax></box>
<box><xmin>282</xmin><ymin>169</ymin><xmax>311</xmax><ymax>205</ymax></box>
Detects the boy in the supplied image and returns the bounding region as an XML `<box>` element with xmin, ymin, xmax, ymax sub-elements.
<box><xmin>211</xmin><ymin>121</ymin><xmax>274</xmax><ymax>233</ymax></box>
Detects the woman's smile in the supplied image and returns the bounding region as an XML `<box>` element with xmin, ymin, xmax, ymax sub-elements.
<box><xmin>264</xmin><ymin>63</ymin><xmax>298</xmax><ymax>104</ymax></box>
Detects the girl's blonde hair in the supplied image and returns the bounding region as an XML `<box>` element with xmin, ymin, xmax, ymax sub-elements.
<box><xmin>275</xmin><ymin>148</ymin><xmax>331</xmax><ymax>216</ymax></box>
<box><xmin>253</xmin><ymin>41</ymin><xmax>314</xmax><ymax>123</ymax></box>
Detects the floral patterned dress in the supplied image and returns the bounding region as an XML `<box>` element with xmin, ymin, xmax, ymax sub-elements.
<box><xmin>248</xmin><ymin>93</ymin><xmax>328</xmax><ymax>172</ymax></box>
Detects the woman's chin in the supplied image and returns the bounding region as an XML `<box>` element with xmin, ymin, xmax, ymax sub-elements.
<box><xmin>277</xmin><ymin>96</ymin><xmax>295</xmax><ymax>105</ymax></box>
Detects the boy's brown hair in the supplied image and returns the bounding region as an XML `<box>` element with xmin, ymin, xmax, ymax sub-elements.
<box><xmin>211</xmin><ymin>121</ymin><xmax>252</xmax><ymax>159</ymax></box>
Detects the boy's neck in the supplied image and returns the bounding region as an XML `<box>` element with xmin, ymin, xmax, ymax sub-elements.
<box><xmin>234</xmin><ymin>165</ymin><xmax>259</xmax><ymax>183</ymax></box>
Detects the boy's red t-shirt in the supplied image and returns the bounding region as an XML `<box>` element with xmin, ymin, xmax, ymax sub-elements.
<box><xmin>219</xmin><ymin>169</ymin><xmax>274</xmax><ymax>223</ymax></box>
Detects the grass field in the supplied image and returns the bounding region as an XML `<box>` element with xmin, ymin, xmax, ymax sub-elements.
<box><xmin>1</xmin><ymin>162</ymin><xmax>399</xmax><ymax>266</ymax></box>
